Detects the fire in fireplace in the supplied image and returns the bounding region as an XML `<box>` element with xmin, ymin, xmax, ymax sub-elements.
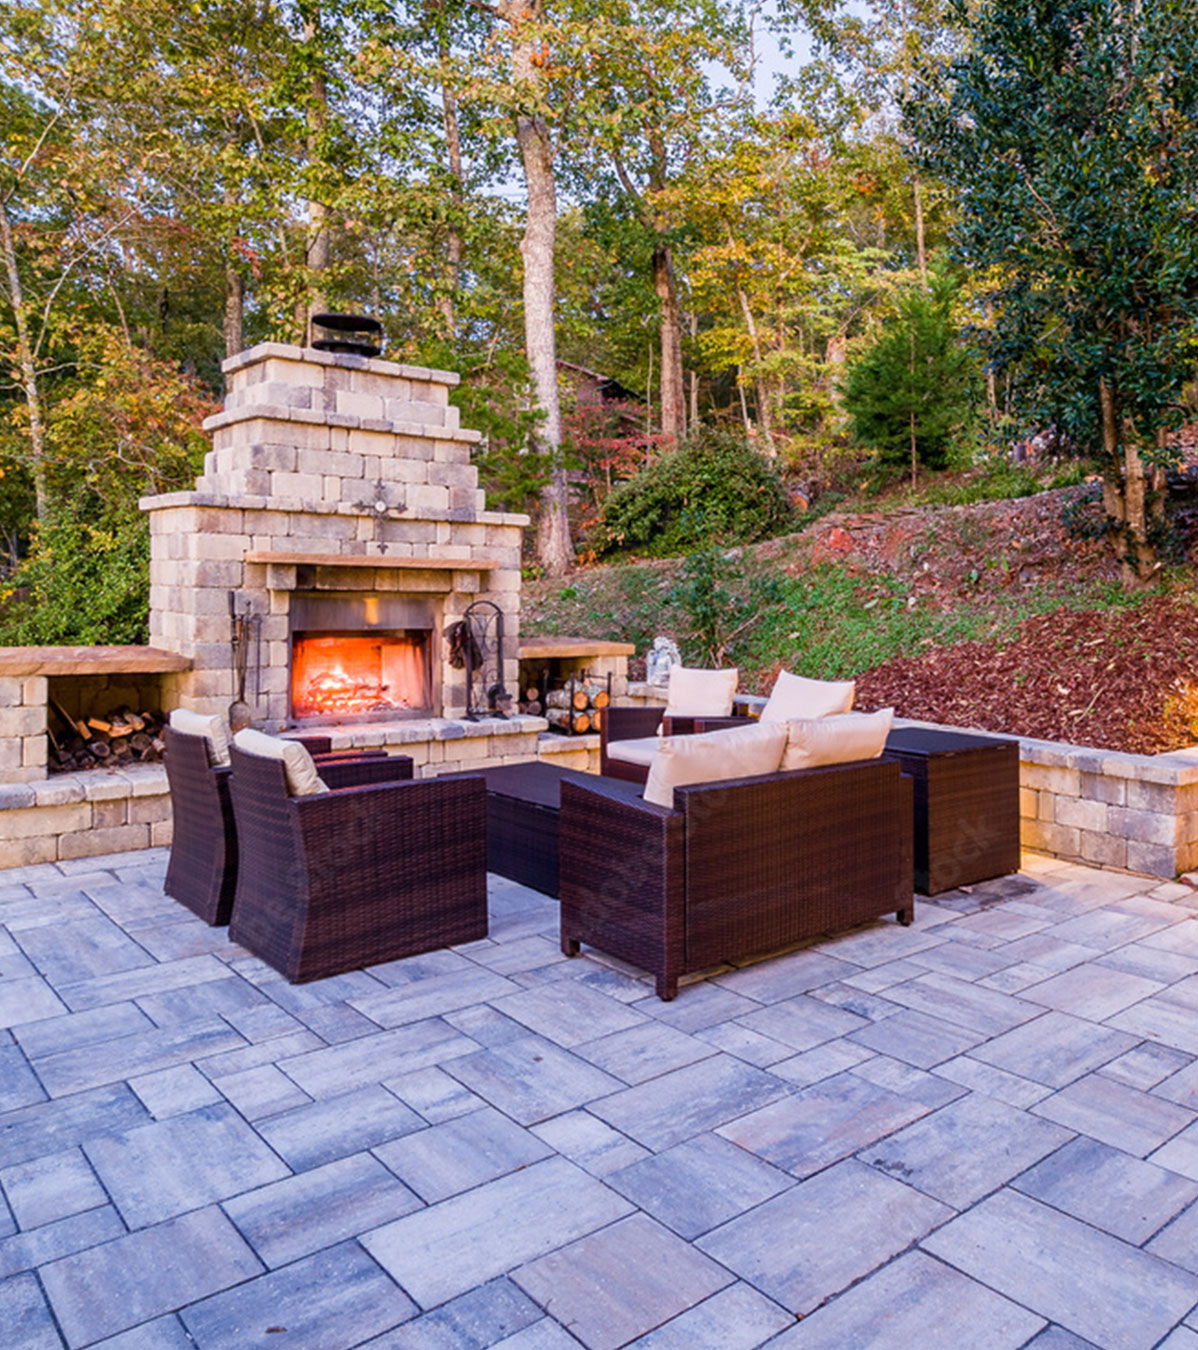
<box><xmin>288</xmin><ymin>593</ymin><xmax>437</xmax><ymax>724</ymax></box>
<box><xmin>291</xmin><ymin>633</ymin><xmax>432</xmax><ymax>719</ymax></box>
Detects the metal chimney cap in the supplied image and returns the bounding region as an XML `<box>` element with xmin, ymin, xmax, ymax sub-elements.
<box><xmin>310</xmin><ymin>313</ymin><xmax>383</xmax><ymax>358</ymax></box>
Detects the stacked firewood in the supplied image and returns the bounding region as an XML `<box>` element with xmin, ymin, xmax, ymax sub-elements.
<box><xmin>48</xmin><ymin>704</ymin><xmax>167</xmax><ymax>773</ymax></box>
<box><xmin>526</xmin><ymin>682</ymin><xmax>610</xmax><ymax>735</ymax></box>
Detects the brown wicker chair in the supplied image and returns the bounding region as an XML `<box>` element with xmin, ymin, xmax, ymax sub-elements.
<box><xmin>560</xmin><ymin>757</ymin><xmax>914</xmax><ymax>999</ymax></box>
<box><xmin>163</xmin><ymin>727</ymin><xmax>407</xmax><ymax>926</ymax></box>
<box><xmin>600</xmin><ymin>705</ymin><xmax>754</xmax><ymax>784</ymax></box>
<box><xmin>227</xmin><ymin>745</ymin><xmax>487</xmax><ymax>982</ymax></box>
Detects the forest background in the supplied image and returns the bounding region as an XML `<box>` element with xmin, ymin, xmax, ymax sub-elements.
<box><xmin>1</xmin><ymin>0</ymin><xmax>1195</xmax><ymax>645</ymax></box>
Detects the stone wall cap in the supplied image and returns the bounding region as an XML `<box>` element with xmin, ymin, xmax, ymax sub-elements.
<box><xmin>0</xmin><ymin>766</ymin><xmax>169</xmax><ymax>813</ymax></box>
<box><xmin>0</xmin><ymin>645</ymin><xmax>191</xmax><ymax>676</ymax></box>
<box><xmin>201</xmin><ymin>403</ymin><xmax>480</xmax><ymax>444</ymax></box>
<box><xmin>220</xmin><ymin>341</ymin><xmax>461</xmax><ymax>386</ymax></box>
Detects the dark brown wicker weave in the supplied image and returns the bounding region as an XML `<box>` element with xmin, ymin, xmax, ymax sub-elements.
<box><xmin>227</xmin><ymin>746</ymin><xmax>487</xmax><ymax>982</ymax></box>
<box><xmin>560</xmin><ymin>758</ymin><xmax>914</xmax><ymax>999</ymax></box>
<box><xmin>599</xmin><ymin>706</ymin><xmax>753</xmax><ymax>784</ymax></box>
<box><xmin>443</xmin><ymin>762</ymin><xmax>594</xmax><ymax>897</ymax></box>
<box><xmin>163</xmin><ymin>726</ymin><xmax>239</xmax><ymax>925</ymax></box>
<box><xmin>883</xmin><ymin>727</ymin><xmax>1020</xmax><ymax>894</ymax></box>
<box><xmin>163</xmin><ymin>727</ymin><xmax>408</xmax><ymax>927</ymax></box>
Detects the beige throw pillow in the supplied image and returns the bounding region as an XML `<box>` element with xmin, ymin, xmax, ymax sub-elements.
<box><xmin>664</xmin><ymin>665</ymin><xmax>738</xmax><ymax>719</ymax></box>
<box><xmin>779</xmin><ymin>708</ymin><xmax>894</xmax><ymax>772</ymax></box>
<box><xmin>233</xmin><ymin>728</ymin><xmax>329</xmax><ymax>796</ymax></box>
<box><xmin>169</xmin><ymin>708</ymin><xmax>232</xmax><ymax>767</ymax></box>
<box><xmin>760</xmin><ymin>670</ymin><xmax>855</xmax><ymax>723</ymax></box>
<box><xmin>644</xmin><ymin>720</ymin><xmax>787</xmax><ymax>809</ymax></box>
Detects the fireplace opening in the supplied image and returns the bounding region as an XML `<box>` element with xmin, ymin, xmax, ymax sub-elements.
<box><xmin>291</xmin><ymin>630</ymin><xmax>433</xmax><ymax>721</ymax></box>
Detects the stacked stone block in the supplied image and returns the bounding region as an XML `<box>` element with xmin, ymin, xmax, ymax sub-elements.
<box><xmin>141</xmin><ymin>341</ymin><xmax>528</xmax><ymax>728</ymax></box>
<box><xmin>0</xmin><ymin>676</ymin><xmax>48</xmax><ymax>783</ymax></box>
<box><xmin>1019</xmin><ymin>740</ymin><xmax>1198</xmax><ymax>876</ymax></box>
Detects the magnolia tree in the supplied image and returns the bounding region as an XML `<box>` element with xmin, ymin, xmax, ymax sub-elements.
<box><xmin>909</xmin><ymin>0</ymin><xmax>1198</xmax><ymax>587</ymax></box>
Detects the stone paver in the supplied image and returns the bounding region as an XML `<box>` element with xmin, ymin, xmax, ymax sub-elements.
<box><xmin>1014</xmin><ymin>1136</ymin><xmax>1198</xmax><ymax>1245</ymax></box>
<box><xmin>2</xmin><ymin>848</ymin><xmax>1198</xmax><ymax>1349</ymax></box>
<box><xmin>698</xmin><ymin>1159</ymin><xmax>950</xmax><ymax>1313</ymax></box>
<box><xmin>769</xmin><ymin>1249</ymin><xmax>1046</xmax><ymax>1348</ymax></box>
<box><xmin>180</xmin><ymin>1240</ymin><xmax>416</xmax><ymax>1349</ymax></box>
<box><xmin>923</xmin><ymin>1188</ymin><xmax>1198</xmax><ymax>1350</ymax></box>
<box><xmin>512</xmin><ymin>1212</ymin><xmax>732</xmax><ymax>1349</ymax></box>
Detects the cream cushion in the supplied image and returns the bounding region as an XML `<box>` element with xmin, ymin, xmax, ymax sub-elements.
<box><xmin>644</xmin><ymin>720</ymin><xmax>787</xmax><ymax>810</ymax></box>
<box><xmin>233</xmin><ymin>728</ymin><xmax>329</xmax><ymax>796</ymax></box>
<box><xmin>605</xmin><ymin>736</ymin><xmax>660</xmax><ymax>768</ymax></box>
<box><xmin>169</xmin><ymin>708</ymin><xmax>232</xmax><ymax>767</ymax></box>
<box><xmin>779</xmin><ymin>708</ymin><xmax>894</xmax><ymax>772</ymax></box>
<box><xmin>664</xmin><ymin>666</ymin><xmax>738</xmax><ymax>719</ymax></box>
<box><xmin>760</xmin><ymin>670</ymin><xmax>855</xmax><ymax>723</ymax></box>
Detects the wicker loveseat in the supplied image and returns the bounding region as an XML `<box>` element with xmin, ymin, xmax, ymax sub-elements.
<box><xmin>227</xmin><ymin>745</ymin><xmax>487</xmax><ymax>982</ymax></box>
<box><xmin>163</xmin><ymin>727</ymin><xmax>405</xmax><ymax>926</ymax></box>
<box><xmin>560</xmin><ymin>756</ymin><xmax>913</xmax><ymax>999</ymax></box>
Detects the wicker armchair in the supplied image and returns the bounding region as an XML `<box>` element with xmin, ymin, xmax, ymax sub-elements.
<box><xmin>163</xmin><ymin>727</ymin><xmax>406</xmax><ymax>926</ymax></box>
<box><xmin>560</xmin><ymin>757</ymin><xmax>914</xmax><ymax>999</ymax></box>
<box><xmin>600</xmin><ymin>705</ymin><xmax>754</xmax><ymax>784</ymax></box>
<box><xmin>227</xmin><ymin>746</ymin><xmax>487</xmax><ymax>982</ymax></box>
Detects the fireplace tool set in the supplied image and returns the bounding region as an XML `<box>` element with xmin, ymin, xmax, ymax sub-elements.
<box><xmin>228</xmin><ymin>593</ymin><xmax>262</xmax><ymax>731</ymax></box>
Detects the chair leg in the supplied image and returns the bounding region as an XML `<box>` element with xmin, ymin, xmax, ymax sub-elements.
<box><xmin>655</xmin><ymin>973</ymin><xmax>678</xmax><ymax>1001</ymax></box>
<box><xmin>897</xmin><ymin>904</ymin><xmax>915</xmax><ymax>927</ymax></box>
<box><xmin>561</xmin><ymin>935</ymin><xmax>580</xmax><ymax>957</ymax></box>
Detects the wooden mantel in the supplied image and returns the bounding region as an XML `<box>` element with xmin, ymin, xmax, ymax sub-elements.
<box><xmin>517</xmin><ymin>636</ymin><xmax>636</xmax><ymax>659</ymax></box>
<box><xmin>244</xmin><ymin>551</ymin><xmax>500</xmax><ymax>571</ymax></box>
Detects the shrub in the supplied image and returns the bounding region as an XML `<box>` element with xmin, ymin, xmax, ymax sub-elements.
<box><xmin>668</xmin><ymin>548</ymin><xmax>784</xmax><ymax>666</ymax></box>
<box><xmin>594</xmin><ymin>430</ymin><xmax>794</xmax><ymax>558</ymax></box>
<box><xmin>0</xmin><ymin>509</ymin><xmax>151</xmax><ymax>645</ymax></box>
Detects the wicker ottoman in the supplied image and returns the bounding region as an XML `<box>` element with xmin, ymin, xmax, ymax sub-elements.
<box><xmin>464</xmin><ymin>762</ymin><xmax>595</xmax><ymax>898</ymax></box>
<box><xmin>883</xmin><ymin>727</ymin><xmax>1021</xmax><ymax>895</ymax></box>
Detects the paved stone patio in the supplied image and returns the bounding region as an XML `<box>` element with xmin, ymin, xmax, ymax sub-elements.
<box><xmin>2</xmin><ymin>848</ymin><xmax>1198</xmax><ymax>1349</ymax></box>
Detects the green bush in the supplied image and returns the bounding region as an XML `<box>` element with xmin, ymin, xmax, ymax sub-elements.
<box><xmin>0</xmin><ymin>510</ymin><xmax>151</xmax><ymax>645</ymax></box>
<box><xmin>594</xmin><ymin>431</ymin><xmax>794</xmax><ymax>558</ymax></box>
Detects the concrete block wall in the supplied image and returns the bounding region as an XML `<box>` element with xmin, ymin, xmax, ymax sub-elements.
<box><xmin>0</xmin><ymin>766</ymin><xmax>172</xmax><ymax>868</ymax></box>
<box><xmin>0</xmin><ymin>676</ymin><xmax>48</xmax><ymax>783</ymax></box>
<box><xmin>0</xmin><ymin>717</ymin><xmax>579</xmax><ymax>869</ymax></box>
<box><xmin>1018</xmin><ymin>739</ymin><xmax>1198</xmax><ymax>876</ymax></box>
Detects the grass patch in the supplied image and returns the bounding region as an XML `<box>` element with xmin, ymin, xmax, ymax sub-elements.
<box><xmin>524</xmin><ymin>552</ymin><xmax>1149</xmax><ymax>691</ymax></box>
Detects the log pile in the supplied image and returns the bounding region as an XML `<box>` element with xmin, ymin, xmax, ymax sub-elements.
<box><xmin>529</xmin><ymin>682</ymin><xmax>610</xmax><ymax>735</ymax></box>
<box><xmin>48</xmin><ymin>702</ymin><xmax>167</xmax><ymax>773</ymax></box>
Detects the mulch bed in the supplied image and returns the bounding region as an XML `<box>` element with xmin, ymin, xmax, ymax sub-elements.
<box><xmin>856</xmin><ymin>594</ymin><xmax>1198</xmax><ymax>755</ymax></box>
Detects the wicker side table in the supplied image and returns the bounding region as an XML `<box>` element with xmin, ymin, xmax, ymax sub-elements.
<box><xmin>883</xmin><ymin>727</ymin><xmax>1020</xmax><ymax>895</ymax></box>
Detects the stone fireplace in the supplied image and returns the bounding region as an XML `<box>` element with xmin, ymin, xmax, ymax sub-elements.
<box><xmin>139</xmin><ymin>339</ymin><xmax>528</xmax><ymax>731</ymax></box>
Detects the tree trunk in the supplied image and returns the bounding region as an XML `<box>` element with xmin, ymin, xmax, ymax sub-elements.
<box><xmin>1099</xmin><ymin>377</ymin><xmax>1157</xmax><ymax>588</ymax></box>
<box><xmin>653</xmin><ymin>242</ymin><xmax>685</xmax><ymax>442</ymax></box>
<box><xmin>689</xmin><ymin>311</ymin><xmax>700</xmax><ymax>428</ymax></box>
<box><xmin>224</xmin><ymin>264</ymin><xmax>244</xmax><ymax>359</ymax></box>
<box><xmin>0</xmin><ymin>197</ymin><xmax>48</xmax><ymax>522</ymax></box>
<box><xmin>439</xmin><ymin>35</ymin><xmax>464</xmax><ymax>336</ymax></box>
<box><xmin>301</xmin><ymin>11</ymin><xmax>330</xmax><ymax>339</ymax></box>
<box><xmin>726</xmin><ymin>223</ymin><xmax>776</xmax><ymax>456</ymax></box>
<box><xmin>503</xmin><ymin>2</ymin><xmax>572</xmax><ymax>575</ymax></box>
<box><xmin>912</xmin><ymin>171</ymin><xmax>928</xmax><ymax>287</ymax></box>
